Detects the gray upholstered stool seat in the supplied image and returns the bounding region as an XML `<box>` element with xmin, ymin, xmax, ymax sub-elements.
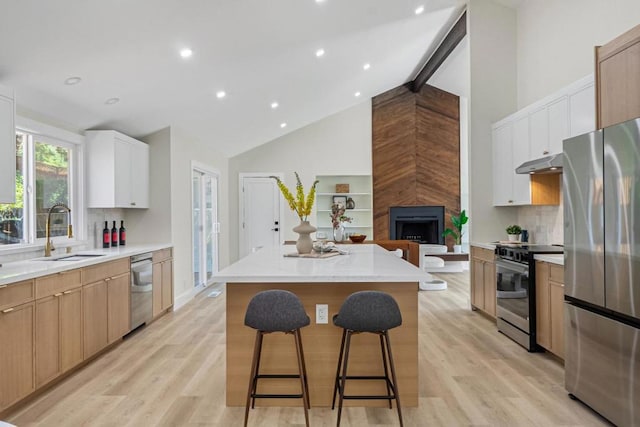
<box><xmin>243</xmin><ymin>290</ymin><xmax>311</xmax><ymax>427</ymax></box>
<box><xmin>332</xmin><ymin>291</ymin><xmax>404</xmax><ymax>427</ymax></box>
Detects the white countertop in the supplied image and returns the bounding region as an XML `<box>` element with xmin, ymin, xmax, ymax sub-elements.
<box><xmin>0</xmin><ymin>243</ymin><xmax>172</xmax><ymax>286</ymax></box>
<box><xmin>214</xmin><ymin>244</ymin><xmax>431</xmax><ymax>283</ymax></box>
<box><xmin>471</xmin><ymin>242</ymin><xmax>497</xmax><ymax>250</ymax></box>
<box><xmin>534</xmin><ymin>254</ymin><xmax>564</xmax><ymax>265</ymax></box>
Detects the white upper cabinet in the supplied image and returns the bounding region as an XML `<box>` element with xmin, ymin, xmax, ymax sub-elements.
<box><xmin>491</xmin><ymin>75</ymin><xmax>594</xmax><ymax>207</ymax></box>
<box><xmin>85</xmin><ymin>130</ymin><xmax>149</xmax><ymax>209</ymax></box>
<box><xmin>569</xmin><ymin>83</ymin><xmax>596</xmax><ymax>137</ymax></box>
<box><xmin>0</xmin><ymin>84</ymin><xmax>16</xmax><ymax>203</ymax></box>
<box><xmin>529</xmin><ymin>107</ymin><xmax>549</xmax><ymax>158</ymax></box>
<box><xmin>547</xmin><ymin>96</ymin><xmax>569</xmax><ymax>155</ymax></box>
<box><xmin>511</xmin><ymin>116</ymin><xmax>531</xmax><ymax>204</ymax></box>
<box><xmin>492</xmin><ymin>124</ymin><xmax>513</xmax><ymax>206</ymax></box>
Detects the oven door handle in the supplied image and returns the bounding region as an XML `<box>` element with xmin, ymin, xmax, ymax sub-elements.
<box><xmin>495</xmin><ymin>259</ymin><xmax>529</xmax><ymax>274</ymax></box>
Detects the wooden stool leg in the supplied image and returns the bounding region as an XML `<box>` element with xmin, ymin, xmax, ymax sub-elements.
<box><xmin>244</xmin><ymin>330</ymin><xmax>263</xmax><ymax>427</ymax></box>
<box><xmin>336</xmin><ymin>330</ymin><xmax>352</xmax><ymax>427</ymax></box>
<box><xmin>379</xmin><ymin>333</ymin><xmax>393</xmax><ymax>409</ymax></box>
<box><xmin>384</xmin><ymin>331</ymin><xmax>403</xmax><ymax>427</ymax></box>
<box><xmin>294</xmin><ymin>329</ymin><xmax>310</xmax><ymax>427</ymax></box>
<box><xmin>295</xmin><ymin>329</ymin><xmax>311</xmax><ymax>409</ymax></box>
<box><xmin>331</xmin><ymin>329</ymin><xmax>347</xmax><ymax>410</ymax></box>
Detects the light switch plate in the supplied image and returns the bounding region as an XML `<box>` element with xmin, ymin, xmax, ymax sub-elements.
<box><xmin>316</xmin><ymin>304</ymin><xmax>328</xmax><ymax>324</ymax></box>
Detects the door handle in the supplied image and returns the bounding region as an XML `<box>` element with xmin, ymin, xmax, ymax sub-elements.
<box><xmin>272</xmin><ymin>228</ymin><xmax>279</xmax><ymax>231</ymax></box>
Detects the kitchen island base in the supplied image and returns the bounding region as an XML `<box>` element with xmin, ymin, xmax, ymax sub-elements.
<box><xmin>226</xmin><ymin>281</ymin><xmax>418</xmax><ymax>407</ymax></box>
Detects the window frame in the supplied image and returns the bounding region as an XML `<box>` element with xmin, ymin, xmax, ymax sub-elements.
<box><xmin>0</xmin><ymin>116</ymin><xmax>85</xmax><ymax>252</ymax></box>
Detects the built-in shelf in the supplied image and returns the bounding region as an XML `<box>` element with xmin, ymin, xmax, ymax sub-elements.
<box><xmin>315</xmin><ymin>174</ymin><xmax>373</xmax><ymax>239</ymax></box>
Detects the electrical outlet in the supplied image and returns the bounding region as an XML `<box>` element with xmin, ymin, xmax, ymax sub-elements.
<box><xmin>316</xmin><ymin>304</ymin><xmax>328</xmax><ymax>324</ymax></box>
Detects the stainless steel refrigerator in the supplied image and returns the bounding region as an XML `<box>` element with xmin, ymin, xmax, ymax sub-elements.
<box><xmin>564</xmin><ymin>118</ymin><xmax>640</xmax><ymax>426</ymax></box>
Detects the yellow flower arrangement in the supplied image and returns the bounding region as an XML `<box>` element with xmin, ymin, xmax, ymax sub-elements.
<box><xmin>271</xmin><ymin>173</ymin><xmax>319</xmax><ymax>221</ymax></box>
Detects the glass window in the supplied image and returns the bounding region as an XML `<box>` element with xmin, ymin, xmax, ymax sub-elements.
<box><xmin>0</xmin><ymin>131</ymin><xmax>76</xmax><ymax>247</ymax></box>
<box><xmin>35</xmin><ymin>139</ymin><xmax>71</xmax><ymax>239</ymax></box>
<box><xmin>0</xmin><ymin>134</ymin><xmax>26</xmax><ymax>245</ymax></box>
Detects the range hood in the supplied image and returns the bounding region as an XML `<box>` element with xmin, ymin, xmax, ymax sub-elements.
<box><xmin>515</xmin><ymin>153</ymin><xmax>563</xmax><ymax>174</ymax></box>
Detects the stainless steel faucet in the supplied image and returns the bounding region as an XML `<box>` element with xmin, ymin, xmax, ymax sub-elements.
<box><xmin>44</xmin><ymin>203</ymin><xmax>73</xmax><ymax>257</ymax></box>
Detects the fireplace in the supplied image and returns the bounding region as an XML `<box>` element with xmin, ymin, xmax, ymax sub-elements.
<box><xmin>389</xmin><ymin>206</ymin><xmax>445</xmax><ymax>244</ymax></box>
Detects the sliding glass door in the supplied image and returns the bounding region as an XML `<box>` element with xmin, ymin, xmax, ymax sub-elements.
<box><xmin>192</xmin><ymin>165</ymin><xmax>219</xmax><ymax>290</ymax></box>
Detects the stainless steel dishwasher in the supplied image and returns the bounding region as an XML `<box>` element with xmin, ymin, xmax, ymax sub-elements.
<box><xmin>130</xmin><ymin>252</ymin><xmax>153</xmax><ymax>330</ymax></box>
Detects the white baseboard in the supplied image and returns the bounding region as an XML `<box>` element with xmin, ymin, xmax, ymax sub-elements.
<box><xmin>173</xmin><ymin>282</ymin><xmax>225</xmax><ymax>311</ymax></box>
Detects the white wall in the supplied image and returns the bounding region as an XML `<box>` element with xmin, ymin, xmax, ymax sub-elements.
<box><xmin>467</xmin><ymin>0</ymin><xmax>518</xmax><ymax>243</ymax></box>
<box><xmin>228</xmin><ymin>101</ymin><xmax>372</xmax><ymax>262</ymax></box>
<box><xmin>517</xmin><ymin>0</ymin><xmax>640</xmax><ymax>107</ymax></box>
<box><xmin>126</xmin><ymin>127</ymin><xmax>172</xmax><ymax>245</ymax></box>
<box><xmin>514</xmin><ymin>0</ymin><xmax>640</xmax><ymax>245</ymax></box>
<box><xmin>169</xmin><ymin>126</ymin><xmax>229</xmax><ymax>306</ymax></box>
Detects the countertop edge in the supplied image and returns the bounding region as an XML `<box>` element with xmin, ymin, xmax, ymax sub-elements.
<box><xmin>0</xmin><ymin>243</ymin><xmax>172</xmax><ymax>286</ymax></box>
<box><xmin>533</xmin><ymin>254</ymin><xmax>564</xmax><ymax>265</ymax></box>
<box><xmin>470</xmin><ymin>242</ymin><xmax>497</xmax><ymax>250</ymax></box>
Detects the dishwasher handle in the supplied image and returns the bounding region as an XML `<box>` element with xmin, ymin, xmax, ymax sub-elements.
<box><xmin>131</xmin><ymin>252</ymin><xmax>153</xmax><ymax>264</ymax></box>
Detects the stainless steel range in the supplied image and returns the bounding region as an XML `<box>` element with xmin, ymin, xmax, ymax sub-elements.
<box><xmin>495</xmin><ymin>244</ymin><xmax>563</xmax><ymax>351</ymax></box>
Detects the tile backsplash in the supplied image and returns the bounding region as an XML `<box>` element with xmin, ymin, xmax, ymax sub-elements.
<box><xmin>517</xmin><ymin>201</ymin><xmax>563</xmax><ymax>245</ymax></box>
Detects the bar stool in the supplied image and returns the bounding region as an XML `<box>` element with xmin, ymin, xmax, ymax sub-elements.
<box><xmin>331</xmin><ymin>290</ymin><xmax>403</xmax><ymax>426</ymax></box>
<box><xmin>243</xmin><ymin>290</ymin><xmax>311</xmax><ymax>427</ymax></box>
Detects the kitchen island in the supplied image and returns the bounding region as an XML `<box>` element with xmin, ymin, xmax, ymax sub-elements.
<box><xmin>214</xmin><ymin>244</ymin><xmax>430</xmax><ymax>408</ymax></box>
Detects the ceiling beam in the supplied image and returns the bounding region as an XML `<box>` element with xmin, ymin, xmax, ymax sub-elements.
<box><xmin>410</xmin><ymin>11</ymin><xmax>467</xmax><ymax>93</ymax></box>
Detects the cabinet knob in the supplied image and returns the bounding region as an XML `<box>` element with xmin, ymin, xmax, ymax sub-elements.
<box><xmin>54</xmin><ymin>293</ymin><xmax>63</xmax><ymax>297</ymax></box>
<box><xmin>130</xmin><ymin>202</ymin><xmax>136</xmax><ymax>206</ymax></box>
<box><xmin>2</xmin><ymin>307</ymin><xmax>14</xmax><ymax>313</ymax></box>
<box><xmin>543</xmin><ymin>150</ymin><xmax>549</xmax><ymax>155</ymax></box>
<box><xmin>63</xmin><ymin>290</ymin><xmax>73</xmax><ymax>294</ymax></box>
<box><xmin>508</xmin><ymin>200</ymin><xmax>513</xmax><ymax>204</ymax></box>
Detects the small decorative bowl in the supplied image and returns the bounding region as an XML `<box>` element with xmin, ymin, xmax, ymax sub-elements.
<box><xmin>349</xmin><ymin>234</ymin><xmax>366</xmax><ymax>243</ymax></box>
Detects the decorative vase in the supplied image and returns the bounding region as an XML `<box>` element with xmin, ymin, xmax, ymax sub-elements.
<box><xmin>346</xmin><ymin>197</ymin><xmax>355</xmax><ymax>209</ymax></box>
<box><xmin>507</xmin><ymin>233</ymin><xmax>521</xmax><ymax>242</ymax></box>
<box><xmin>453</xmin><ymin>244</ymin><xmax>462</xmax><ymax>253</ymax></box>
<box><xmin>293</xmin><ymin>220</ymin><xmax>316</xmax><ymax>254</ymax></box>
<box><xmin>333</xmin><ymin>222</ymin><xmax>346</xmax><ymax>242</ymax></box>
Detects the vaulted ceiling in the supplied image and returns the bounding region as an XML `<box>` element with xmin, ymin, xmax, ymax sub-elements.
<box><xmin>0</xmin><ymin>0</ymin><xmax>464</xmax><ymax>156</ymax></box>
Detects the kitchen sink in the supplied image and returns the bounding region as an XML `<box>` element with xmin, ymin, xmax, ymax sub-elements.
<box><xmin>37</xmin><ymin>254</ymin><xmax>107</xmax><ymax>261</ymax></box>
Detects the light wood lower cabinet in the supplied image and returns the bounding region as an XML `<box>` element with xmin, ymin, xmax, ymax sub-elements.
<box><xmin>535</xmin><ymin>261</ymin><xmax>565</xmax><ymax>359</ymax></box>
<box><xmin>107</xmin><ymin>273</ymin><xmax>130</xmax><ymax>343</ymax></box>
<box><xmin>152</xmin><ymin>249</ymin><xmax>173</xmax><ymax>317</ymax></box>
<box><xmin>0</xmin><ymin>250</ymin><xmax>171</xmax><ymax>412</ymax></box>
<box><xmin>0</xmin><ymin>300</ymin><xmax>35</xmax><ymax>409</ymax></box>
<box><xmin>83</xmin><ymin>280</ymin><xmax>108</xmax><ymax>359</ymax></box>
<box><xmin>470</xmin><ymin>246</ymin><xmax>496</xmax><ymax>318</ymax></box>
<box><xmin>35</xmin><ymin>270</ymin><xmax>83</xmax><ymax>387</ymax></box>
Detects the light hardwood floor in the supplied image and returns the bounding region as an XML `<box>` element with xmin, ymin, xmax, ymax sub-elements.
<box><xmin>5</xmin><ymin>273</ymin><xmax>608</xmax><ymax>426</ymax></box>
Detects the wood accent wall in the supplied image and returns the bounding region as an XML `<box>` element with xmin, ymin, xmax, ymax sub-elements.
<box><xmin>372</xmin><ymin>84</ymin><xmax>460</xmax><ymax>248</ymax></box>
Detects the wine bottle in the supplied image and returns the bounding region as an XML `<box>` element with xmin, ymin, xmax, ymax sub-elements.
<box><xmin>111</xmin><ymin>221</ymin><xmax>118</xmax><ymax>247</ymax></box>
<box><xmin>102</xmin><ymin>221</ymin><xmax>110</xmax><ymax>248</ymax></box>
<box><xmin>119</xmin><ymin>220</ymin><xmax>126</xmax><ymax>246</ymax></box>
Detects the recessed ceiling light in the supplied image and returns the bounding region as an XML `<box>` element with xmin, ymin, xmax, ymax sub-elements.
<box><xmin>363</xmin><ymin>63</ymin><xmax>371</xmax><ymax>70</ymax></box>
<box><xmin>105</xmin><ymin>97</ymin><xmax>120</xmax><ymax>105</ymax></box>
<box><xmin>180</xmin><ymin>48</ymin><xmax>193</xmax><ymax>58</ymax></box>
<box><xmin>354</xmin><ymin>92</ymin><xmax>361</xmax><ymax>97</ymax></box>
<box><xmin>316</xmin><ymin>48</ymin><xmax>325</xmax><ymax>57</ymax></box>
<box><xmin>315</xmin><ymin>0</ymin><xmax>325</xmax><ymax>3</ymax></box>
<box><xmin>64</xmin><ymin>77</ymin><xmax>82</xmax><ymax>85</ymax></box>
<box><xmin>415</xmin><ymin>5</ymin><xmax>425</xmax><ymax>15</ymax></box>
<box><xmin>216</xmin><ymin>90</ymin><xmax>226</xmax><ymax>99</ymax></box>
<box><xmin>280</xmin><ymin>122</ymin><xmax>287</xmax><ymax>128</ymax></box>
<box><xmin>271</xmin><ymin>102</ymin><xmax>279</xmax><ymax>109</ymax></box>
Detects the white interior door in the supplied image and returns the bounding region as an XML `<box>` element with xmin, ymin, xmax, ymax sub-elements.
<box><xmin>192</xmin><ymin>165</ymin><xmax>220</xmax><ymax>290</ymax></box>
<box><xmin>240</xmin><ymin>175</ymin><xmax>281</xmax><ymax>258</ymax></box>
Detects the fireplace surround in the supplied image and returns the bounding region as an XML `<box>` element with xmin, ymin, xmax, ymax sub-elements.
<box><xmin>389</xmin><ymin>206</ymin><xmax>445</xmax><ymax>244</ymax></box>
